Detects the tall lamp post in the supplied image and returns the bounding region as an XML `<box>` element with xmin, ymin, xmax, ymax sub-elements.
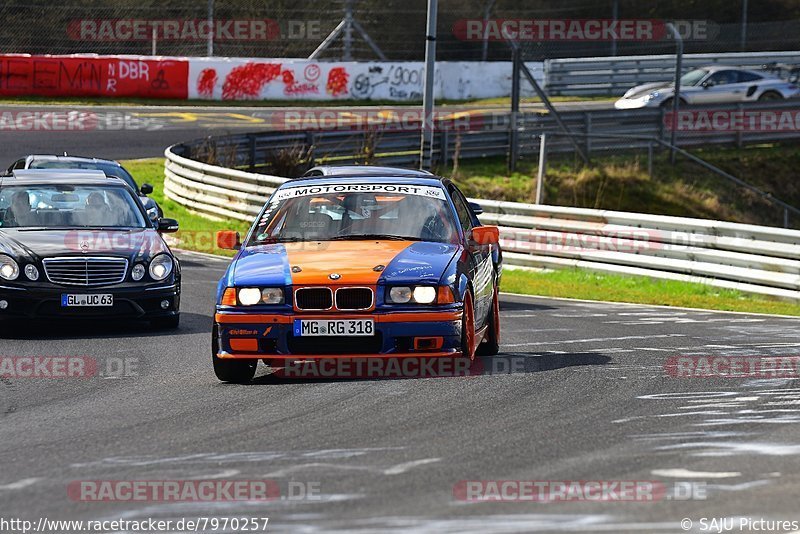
<box><xmin>420</xmin><ymin>0</ymin><xmax>438</xmax><ymax>169</ymax></box>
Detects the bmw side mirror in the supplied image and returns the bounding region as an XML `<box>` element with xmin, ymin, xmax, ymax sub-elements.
<box><xmin>471</xmin><ymin>226</ymin><xmax>499</xmax><ymax>245</ymax></box>
<box><xmin>216</xmin><ymin>230</ymin><xmax>241</xmax><ymax>250</ymax></box>
<box><xmin>157</xmin><ymin>218</ymin><xmax>179</xmax><ymax>233</ymax></box>
<box><xmin>468</xmin><ymin>201</ymin><xmax>484</xmax><ymax>216</ymax></box>
<box><xmin>701</xmin><ymin>81</ymin><xmax>713</xmax><ymax>89</ymax></box>
<box><xmin>140</xmin><ymin>183</ymin><xmax>154</xmax><ymax>195</ymax></box>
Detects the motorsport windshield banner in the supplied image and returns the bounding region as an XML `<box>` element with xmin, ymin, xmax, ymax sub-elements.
<box><xmin>272</xmin><ymin>183</ymin><xmax>447</xmax><ymax>201</ymax></box>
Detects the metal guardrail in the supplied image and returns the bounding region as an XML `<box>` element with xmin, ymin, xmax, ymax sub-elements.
<box><xmin>164</xmin><ymin>145</ymin><xmax>800</xmax><ymax>301</ymax></box>
<box><xmin>170</xmin><ymin>100</ymin><xmax>800</xmax><ymax>170</ymax></box>
<box><xmin>544</xmin><ymin>50</ymin><xmax>800</xmax><ymax>95</ymax></box>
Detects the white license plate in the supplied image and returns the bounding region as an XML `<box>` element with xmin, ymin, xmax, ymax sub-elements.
<box><xmin>293</xmin><ymin>319</ymin><xmax>374</xmax><ymax>337</ymax></box>
<box><xmin>61</xmin><ymin>294</ymin><xmax>114</xmax><ymax>307</ymax></box>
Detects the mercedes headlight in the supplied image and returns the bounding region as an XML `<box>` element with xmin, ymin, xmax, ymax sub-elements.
<box><xmin>24</xmin><ymin>264</ymin><xmax>39</xmax><ymax>281</ymax></box>
<box><xmin>131</xmin><ymin>263</ymin><xmax>146</xmax><ymax>281</ymax></box>
<box><xmin>149</xmin><ymin>254</ymin><xmax>173</xmax><ymax>281</ymax></box>
<box><xmin>0</xmin><ymin>255</ymin><xmax>19</xmax><ymax>281</ymax></box>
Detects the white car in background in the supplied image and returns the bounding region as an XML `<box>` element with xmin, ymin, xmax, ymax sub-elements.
<box><xmin>615</xmin><ymin>66</ymin><xmax>800</xmax><ymax>109</ymax></box>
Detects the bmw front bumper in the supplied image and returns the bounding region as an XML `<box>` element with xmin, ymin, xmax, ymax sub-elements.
<box><xmin>214</xmin><ymin>309</ymin><xmax>462</xmax><ymax>360</ymax></box>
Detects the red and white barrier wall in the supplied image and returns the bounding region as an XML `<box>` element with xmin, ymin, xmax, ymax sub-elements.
<box><xmin>0</xmin><ymin>54</ymin><xmax>545</xmax><ymax>101</ymax></box>
<box><xmin>0</xmin><ymin>54</ymin><xmax>189</xmax><ymax>99</ymax></box>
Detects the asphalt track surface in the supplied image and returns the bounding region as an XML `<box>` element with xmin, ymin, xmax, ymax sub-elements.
<box><xmin>0</xmin><ymin>101</ymin><xmax>611</xmax><ymax>163</ymax></box>
<box><xmin>2</xmin><ymin>252</ymin><xmax>800</xmax><ymax>532</ymax></box>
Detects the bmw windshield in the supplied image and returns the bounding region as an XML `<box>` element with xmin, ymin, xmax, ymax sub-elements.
<box><xmin>0</xmin><ymin>184</ymin><xmax>147</xmax><ymax>229</ymax></box>
<box><xmin>249</xmin><ymin>183</ymin><xmax>459</xmax><ymax>245</ymax></box>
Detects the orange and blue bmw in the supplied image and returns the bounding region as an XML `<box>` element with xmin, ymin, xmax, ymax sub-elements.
<box><xmin>212</xmin><ymin>168</ymin><xmax>501</xmax><ymax>383</ymax></box>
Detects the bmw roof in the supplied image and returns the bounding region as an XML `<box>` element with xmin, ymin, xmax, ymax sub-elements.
<box><xmin>281</xmin><ymin>174</ymin><xmax>446</xmax><ymax>189</ymax></box>
<box><xmin>301</xmin><ymin>165</ymin><xmax>434</xmax><ymax>178</ymax></box>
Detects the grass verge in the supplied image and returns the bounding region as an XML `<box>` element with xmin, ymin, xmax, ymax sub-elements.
<box><xmin>123</xmin><ymin>157</ymin><xmax>800</xmax><ymax>316</ymax></box>
<box><xmin>502</xmin><ymin>268</ymin><xmax>800</xmax><ymax>316</ymax></box>
<box><xmin>123</xmin><ymin>158</ymin><xmax>249</xmax><ymax>257</ymax></box>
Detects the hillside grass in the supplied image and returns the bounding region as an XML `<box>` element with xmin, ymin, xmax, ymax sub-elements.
<box><xmin>441</xmin><ymin>143</ymin><xmax>800</xmax><ymax>229</ymax></box>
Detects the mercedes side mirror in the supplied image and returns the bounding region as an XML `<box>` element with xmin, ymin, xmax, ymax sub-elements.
<box><xmin>157</xmin><ymin>218</ymin><xmax>179</xmax><ymax>233</ymax></box>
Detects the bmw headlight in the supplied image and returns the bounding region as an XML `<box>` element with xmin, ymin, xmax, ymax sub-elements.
<box><xmin>388</xmin><ymin>286</ymin><xmax>413</xmax><ymax>304</ymax></box>
<box><xmin>147</xmin><ymin>206</ymin><xmax>159</xmax><ymax>221</ymax></box>
<box><xmin>0</xmin><ymin>255</ymin><xmax>19</xmax><ymax>281</ymax></box>
<box><xmin>238</xmin><ymin>288</ymin><xmax>262</xmax><ymax>306</ymax></box>
<box><xmin>24</xmin><ymin>264</ymin><xmax>39</xmax><ymax>281</ymax></box>
<box><xmin>237</xmin><ymin>288</ymin><xmax>284</xmax><ymax>306</ymax></box>
<box><xmin>260</xmin><ymin>288</ymin><xmax>284</xmax><ymax>305</ymax></box>
<box><xmin>149</xmin><ymin>254</ymin><xmax>173</xmax><ymax>281</ymax></box>
<box><xmin>387</xmin><ymin>286</ymin><xmax>439</xmax><ymax>304</ymax></box>
<box><xmin>413</xmin><ymin>286</ymin><xmax>437</xmax><ymax>304</ymax></box>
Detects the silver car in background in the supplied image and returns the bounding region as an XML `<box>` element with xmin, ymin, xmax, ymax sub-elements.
<box><xmin>615</xmin><ymin>65</ymin><xmax>800</xmax><ymax>109</ymax></box>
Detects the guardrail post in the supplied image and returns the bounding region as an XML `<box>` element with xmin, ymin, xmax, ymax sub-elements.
<box><xmin>735</xmin><ymin>103</ymin><xmax>744</xmax><ymax>148</ymax></box>
<box><xmin>584</xmin><ymin>113</ymin><xmax>592</xmax><ymax>163</ymax></box>
<box><xmin>536</xmin><ymin>134</ymin><xmax>547</xmax><ymax>204</ymax></box>
<box><xmin>248</xmin><ymin>134</ymin><xmax>256</xmax><ymax>172</ymax></box>
<box><xmin>648</xmin><ymin>141</ymin><xmax>654</xmax><ymax>178</ymax></box>
<box><xmin>440</xmin><ymin>129</ymin><xmax>450</xmax><ymax>168</ymax></box>
<box><xmin>305</xmin><ymin>132</ymin><xmax>316</xmax><ymax>167</ymax></box>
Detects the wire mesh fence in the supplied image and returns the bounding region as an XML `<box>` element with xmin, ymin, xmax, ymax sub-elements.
<box><xmin>2</xmin><ymin>0</ymin><xmax>800</xmax><ymax>60</ymax></box>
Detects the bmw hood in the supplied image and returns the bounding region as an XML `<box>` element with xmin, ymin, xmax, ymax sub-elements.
<box><xmin>229</xmin><ymin>240</ymin><xmax>460</xmax><ymax>287</ymax></box>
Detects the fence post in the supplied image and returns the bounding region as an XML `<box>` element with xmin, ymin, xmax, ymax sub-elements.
<box><xmin>509</xmin><ymin>47</ymin><xmax>521</xmax><ymax>172</ymax></box>
<box><xmin>441</xmin><ymin>129</ymin><xmax>450</xmax><ymax>168</ymax></box>
<box><xmin>248</xmin><ymin>134</ymin><xmax>256</xmax><ymax>172</ymax></box>
<box><xmin>536</xmin><ymin>134</ymin><xmax>547</xmax><ymax>204</ymax></box>
<box><xmin>647</xmin><ymin>141</ymin><xmax>654</xmax><ymax>178</ymax></box>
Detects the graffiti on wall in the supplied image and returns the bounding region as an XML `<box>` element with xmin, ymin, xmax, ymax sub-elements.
<box><xmin>0</xmin><ymin>55</ymin><xmax>188</xmax><ymax>99</ymax></box>
<box><xmin>192</xmin><ymin>61</ymin><xmax>352</xmax><ymax>100</ymax></box>
<box><xmin>0</xmin><ymin>54</ymin><xmax>545</xmax><ymax>102</ymax></box>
